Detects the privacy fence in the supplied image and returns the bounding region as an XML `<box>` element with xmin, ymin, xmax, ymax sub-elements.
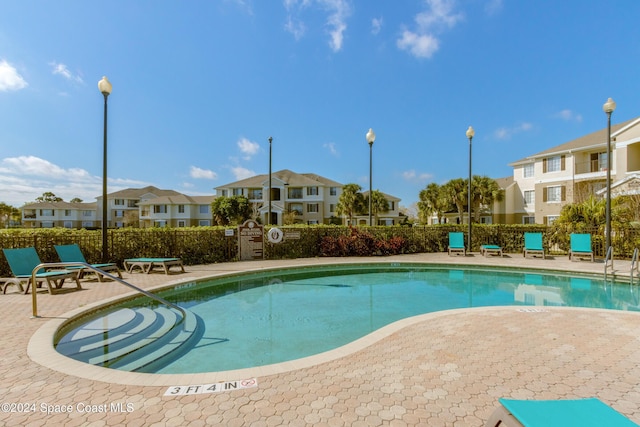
<box><xmin>1</xmin><ymin>224</ymin><xmax>639</xmax><ymax>277</ymax></box>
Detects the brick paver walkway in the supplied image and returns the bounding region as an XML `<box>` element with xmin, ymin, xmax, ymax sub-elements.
<box><xmin>1</xmin><ymin>254</ymin><xmax>639</xmax><ymax>426</ymax></box>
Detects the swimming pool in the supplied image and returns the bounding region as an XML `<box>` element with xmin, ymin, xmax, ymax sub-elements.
<box><xmin>54</xmin><ymin>263</ymin><xmax>638</xmax><ymax>375</ymax></box>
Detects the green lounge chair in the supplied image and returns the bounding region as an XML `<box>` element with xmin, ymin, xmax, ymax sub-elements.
<box><xmin>569</xmin><ymin>233</ymin><xmax>594</xmax><ymax>262</ymax></box>
<box><xmin>485</xmin><ymin>397</ymin><xmax>638</xmax><ymax>427</ymax></box>
<box><xmin>124</xmin><ymin>257</ymin><xmax>184</xmax><ymax>275</ymax></box>
<box><xmin>523</xmin><ymin>232</ymin><xmax>545</xmax><ymax>259</ymax></box>
<box><xmin>448</xmin><ymin>232</ymin><xmax>466</xmax><ymax>256</ymax></box>
<box><xmin>2</xmin><ymin>247</ymin><xmax>82</xmax><ymax>295</ymax></box>
<box><xmin>54</xmin><ymin>244</ymin><xmax>122</xmax><ymax>282</ymax></box>
<box><xmin>480</xmin><ymin>244</ymin><xmax>503</xmax><ymax>257</ymax></box>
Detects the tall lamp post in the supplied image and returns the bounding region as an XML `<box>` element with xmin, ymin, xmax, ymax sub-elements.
<box><xmin>366</xmin><ymin>128</ymin><xmax>376</xmax><ymax>226</ymax></box>
<box><xmin>268</xmin><ymin>136</ymin><xmax>272</xmax><ymax>225</ymax></box>
<box><xmin>603</xmin><ymin>97</ymin><xmax>616</xmax><ymax>253</ymax></box>
<box><xmin>98</xmin><ymin>76</ymin><xmax>112</xmax><ymax>262</ymax></box>
<box><xmin>466</xmin><ymin>126</ymin><xmax>475</xmax><ymax>253</ymax></box>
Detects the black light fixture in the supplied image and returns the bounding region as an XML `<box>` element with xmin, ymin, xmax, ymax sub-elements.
<box><xmin>366</xmin><ymin>128</ymin><xmax>376</xmax><ymax>226</ymax></box>
<box><xmin>603</xmin><ymin>97</ymin><xmax>616</xmax><ymax>253</ymax></box>
<box><xmin>466</xmin><ymin>126</ymin><xmax>475</xmax><ymax>253</ymax></box>
<box><xmin>98</xmin><ymin>76</ymin><xmax>112</xmax><ymax>262</ymax></box>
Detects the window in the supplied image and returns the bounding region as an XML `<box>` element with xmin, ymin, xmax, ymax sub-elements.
<box><xmin>177</xmin><ymin>220</ymin><xmax>186</xmax><ymax>227</ymax></box>
<box><xmin>64</xmin><ymin>221</ymin><xmax>72</xmax><ymax>228</ymax></box>
<box><xmin>543</xmin><ymin>155</ymin><xmax>564</xmax><ymax>173</ymax></box>
<box><xmin>524</xmin><ymin>190</ymin><xmax>534</xmax><ymax>206</ymax></box>
<box><xmin>199</xmin><ymin>205</ymin><xmax>209</xmax><ymax>214</ymax></box>
<box><xmin>153</xmin><ymin>205</ymin><xmax>167</xmax><ymax>214</ymax></box>
<box><xmin>155</xmin><ymin>220</ymin><xmax>167</xmax><ymax>227</ymax></box>
<box><xmin>115</xmin><ymin>210</ymin><xmax>124</xmax><ymax>218</ymax></box>
<box><xmin>232</xmin><ymin>188</ymin><xmax>243</xmax><ymax>196</ymax></box>
<box><xmin>248</xmin><ymin>188</ymin><xmax>263</xmax><ymax>199</ymax></box>
<box><xmin>82</xmin><ymin>210</ymin><xmax>92</xmax><ymax>217</ymax></box>
<box><xmin>307</xmin><ymin>186</ymin><xmax>318</xmax><ymax>196</ymax></box>
<box><xmin>199</xmin><ymin>220</ymin><xmax>210</xmax><ymax>226</ymax></box>
<box><xmin>330</xmin><ymin>187</ymin><xmax>338</xmax><ymax>196</ymax></box>
<box><xmin>178</xmin><ymin>205</ymin><xmax>185</xmax><ymax>213</ymax></box>
<box><xmin>307</xmin><ymin>203</ymin><xmax>319</xmax><ymax>213</ymax></box>
<box><xmin>64</xmin><ymin>210</ymin><xmax>71</xmax><ymax>216</ymax></box>
<box><xmin>221</xmin><ymin>190</ymin><xmax>228</xmax><ymax>197</ymax></box>
<box><xmin>522</xmin><ymin>216</ymin><xmax>535</xmax><ymax>224</ymax></box>
<box><xmin>40</xmin><ymin>209</ymin><xmax>54</xmax><ymax>216</ymax></box>
<box><xmin>127</xmin><ymin>200</ymin><xmax>138</xmax><ymax>208</ymax></box>
<box><xmin>114</xmin><ymin>199</ymin><xmax>124</xmax><ymax>206</ymax></box>
<box><xmin>290</xmin><ymin>203</ymin><xmax>303</xmax><ymax>215</ymax></box>
<box><xmin>307</xmin><ymin>220</ymin><xmax>319</xmax><ymax>225</ymax></box>
<box><xmin>82</xmin><ymin>221</ymin><xmax>93</xmax><ymax>228</ymax></box>
<box><xmin>41</xmin><ymin>221</ymin><xmax>54</xmax><ymax>228</ymax></box>
<box><xmin>389</xmin><ymin>201</ymin><xmax>394</xmax><ymax>210</ymax></box>
<box><xmin>523</xmin><ymin>163</ymin><xmax>534</xmax><ymax>178</ymax></box>
<box><xmin>329</xmin><ymin>204</ymin><xmax>336</xmax><ymax>213</ymax></box>
<box><xmin>545</xmin><ymin>215</ymin><xmax>559</xmax><ymax>225</ymax></box>
<box><xmin>288</xmin><ymin>187</ymin><xmax>303</xmax><ymax>199</ymax></box>
<box><xmin>545</xmin><ymin>186</ymin><xmax>563</xmax><ymax>202</ymax></box>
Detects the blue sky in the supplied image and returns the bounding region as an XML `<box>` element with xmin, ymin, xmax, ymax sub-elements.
<box><xmin>1</xmin><ymin>1</ymin><xmax>639</xmax><ymax>211</ymax></box>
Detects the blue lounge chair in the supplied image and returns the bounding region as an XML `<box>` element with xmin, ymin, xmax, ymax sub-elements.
<box><xmin>124</xmin><ymin>257</ymin><xmax>184</xmax><ymax>274</ymax></box>
<box><xmin>2</xmin><ymin>247</ymin><xmax>82</xmax><ymax>294</ymax></box>
<box><xmin>569</xmin><ymin>233</ymin><xmax>594</xmax><ymax>262</ymax></box>
<box><xmin>480</xmin><ymin>244</ymin><xmax>503</xmax><ymax>257</ymax></box>
<box><xmin>54</xmin><ymin>244</ymin><xmax>122</xmax><ymax>282</ymax></box>
<box><xmin>448</xmin><ymin>232</ymin><xmax>466</xmax><ymax>256</ymax></box>
<box><xmin>485</xmin><ymin>397</ymin><xmax>638</xmax><ymax>427</ymax></box>
<box><xmin>523</xmin><ymin>232</ymin><xmax>545</xmax><ymax>259</ymax></box>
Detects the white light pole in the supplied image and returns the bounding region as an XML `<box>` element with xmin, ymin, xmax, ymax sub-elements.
<box><xmin>603</xmin><ymin>97</ymin><xmax>616</xmax><ymax>253</ymax></box>
<box><xmin>98</xmin><ymin>76</ymin><xmax>112</xmax><ymax>262</ymax></box>
<box><xmin>466</xmin><ymin>126</ymin><xmax>475</xmax><ymax>253</ymax></box>
<box><xmin>366</xmin><ymin>128</ymin><xmax>376</xmax><ymax>226</ymax></box>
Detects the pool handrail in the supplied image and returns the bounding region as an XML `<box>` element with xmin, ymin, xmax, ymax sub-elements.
<box><xmin>631</xmin><ymin>248</ymin><xmax>639</xmax><ymax>285</ymax></box>
<box><xmin>30</xmin><ymin>262</ymin><xmax>186</xmax><ymax>320</ymax></box>
<box><xmin>604</xmin><ymin>246</ymin><xmax>614</xmax><ymax>281</ymax></box>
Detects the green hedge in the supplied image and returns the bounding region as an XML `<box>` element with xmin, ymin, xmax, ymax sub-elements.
<box><xmin>1</xmin><ymin>224</ymin><xmax>639</xmax><ymax>277</ymax></box>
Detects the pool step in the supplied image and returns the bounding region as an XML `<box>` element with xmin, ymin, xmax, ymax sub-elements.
<box><xmin>56</xmin><ymin>306</ymin><xmax>200</xmax><ymax>372</ymax></box>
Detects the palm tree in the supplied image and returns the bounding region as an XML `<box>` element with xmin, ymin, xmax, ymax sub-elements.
<box><xmin>442</xmin><ymin>178</ymin><xmax>468</xmax><ymax>224</ymax></box>
<box><xmin>367</xmin><ymin>190</ymin><xmax>389</xmax><ymax>225</ymax></box>
<box><xmin>472</xmin><ymin>176</ymin><xmax>505</xmax><ymax>222</ymax></box>
<box><xmin>418</xmin><ymin>183</ymin><xmax>450</xmax><ymax>224</ymax></box>
<box><xmin>336</xmin><ymin>183</ymin><xmax>364</xmax><ymax>225</ymax></box>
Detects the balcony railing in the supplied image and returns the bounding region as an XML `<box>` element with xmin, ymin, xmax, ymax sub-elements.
<box><xmin>575</xmin><ymin>160</ymin><xmax>607</xmax><ymax>175</ymax></box>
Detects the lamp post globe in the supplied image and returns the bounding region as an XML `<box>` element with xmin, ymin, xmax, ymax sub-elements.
<box><xmin>366</xmin><ymin>128</ymin><xmax>376</xmax><ymax>226</ymax></box>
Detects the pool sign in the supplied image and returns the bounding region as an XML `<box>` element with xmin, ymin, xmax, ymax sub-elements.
<box><xmin>164</xmin><ymin>378</ymin><xmax>258</xmax><ymax>396</ymax></box>
<box><xmin>267</xmin><ymin>227</ymin><xmax>284</xmax><ymax>243</ymax></box>
<box><xmin>238</xmin><ymin>220</ymin><xmax>263</xmax><ymax>260</ymax></box>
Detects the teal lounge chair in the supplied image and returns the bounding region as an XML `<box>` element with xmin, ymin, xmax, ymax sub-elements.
<box><xmin>485</xmin><ymin>397</ymin><xmax>638</xmax><ymax>427</ymax></box>
<box><xmin>2</xmin><ymin>247</ymin><xmax>82</xmax><ymax>295</ymax></box>
<box><xmin>523</xmin><ymin>232</ymin><xmax>545</xmax><ymax>259</ymax></box>
<box><xmin>448</xmin><ymin>232</ymin><xmax>466</xmax><ymax>256</ymax></box>
<box><xmin>569</xmin><ymin>233</ymin><xmax>594</xmax><ymax>262</ymax></box>
<box><xmin>480</xmin><ymin>244</ymin><xmax>503</xmax><ymax>257</ymax></box>
<box><xmin>54</xmin><ymin>244</ymin><xmax>122</xmax><ymax>282</ymax></box>
<box><xmin>124</xmin><ymin>257</ymin><xmax>184</xmax><ymax>275</ymax></box>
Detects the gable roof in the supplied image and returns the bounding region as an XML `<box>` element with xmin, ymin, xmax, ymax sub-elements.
<box><xmin>101</xmin><ymin>186</ymin><xmax>182</xmax><ymax>200</ymax></box>
<box><xmin>22</xmin><ymin>201</ymin><xmax>97</xmax><ymax>210</ymax></box>
<box><xmin>216</xmin><ymin>169</ymin><xmax>343</xmax><ymax>189</ymax></box>
<box><xmin>137</xmin><ymin>194</ymin><xmax>216</xmax><ymax>205</ymax></box>
<box><xmin>510</xmin><ymin>116</ymin><xmax>640</xmax><ymax>165</ymax></box>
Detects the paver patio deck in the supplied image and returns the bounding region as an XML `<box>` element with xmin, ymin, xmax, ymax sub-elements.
<box><xmin>1</xmin><ymin>253</ymin><xmax>639</xmax><ymax>426</ymax></box>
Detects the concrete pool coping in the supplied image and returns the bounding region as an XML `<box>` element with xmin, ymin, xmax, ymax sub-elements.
<box><xmin>5</xmin><ymin>253</ymin><xmax>640</xmax><ymax>425</ymax></box>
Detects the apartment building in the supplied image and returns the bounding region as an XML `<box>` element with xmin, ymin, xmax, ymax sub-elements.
<box><xmin>215</xmin><ymin>169</ymin><xmax>403</xmax><ymax>225</ymax></box>
<box><xmin>138</xmin><ymin>194</ymin><xmax>216</xmax><ymax>227</ymax></box>
<box><xmin>506</xmin><ymin>116</ymin><xmax>640</xmax><ymax>224</ymax></box>
<box><xmin>22</xmin><ymin>201</ymin><xmax>97</xmax><ymax>228</ymax></box>
<box><xmin>96</xmin><ymin>186</ymin><xmax>182</xmax><ymax>228</ymax></box>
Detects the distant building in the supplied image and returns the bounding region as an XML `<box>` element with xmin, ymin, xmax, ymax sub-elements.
<box><xmin>215</xmin><ymin>169</ymin><xmax>403</xmax><ymax>226</ymax></box>
<box><xmin>96</xmin><ymin>186</ymin><xmax>182</xmax><ymax>228</ymax></box>
<box><xmin>22</xmin><ymin>201</ymin><xmax>97</xmax><ymax>228</ymax></box>
<box><xmin>138</xmin><ymin>194</ymin><xmax>216</xmax><ymax>227</ymax></box>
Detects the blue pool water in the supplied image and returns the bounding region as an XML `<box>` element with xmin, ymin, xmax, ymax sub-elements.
<box><xmin>56</xmin><ymin>264</ymin><xmax>639</xmax><ymax>374</ymax></box>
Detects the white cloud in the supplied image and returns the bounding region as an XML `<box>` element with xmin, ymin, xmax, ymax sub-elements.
<box><xmin>0</xmin><ymin>60</ymin><xmax>28</xmax><ymax>91</ymax></box>
<box><xmin>190</xmin><ymin>166</ymin><xmax>218</xmax><ymax>180</ymax></box>
<box><xmin>555</xmin><ymin>109</ymin><xmax>583</xmax><ymax>123</ymax></box>
<box><xmin>371</xmin><ymin>17</ymin><xmax>383</xmax><ymax>35</ymax></box>
<box><xmin>397</xmin><ymin>31</ymin><xmax>439</xmax><ymax>59</ymax></box>
<box><xmin>0</xmin><ymin>156</ymin><xmax>148</xmax><ymax>206</ymax></box>
<box><xmin>237</xmin><ymin>137</ymin><xmax>260</xmax><ymax>158</ymax></box>
<box><xmin>493</xmin><ymin>122</ymin><xmax>534</xmax><ymax>140</ymax></box>
<box><xmin>231</xmin><ymin>166</ymin><xmax>256</xmax><ymax>180</ymax></box>
<box><xmin>397</xmin><ymin>0</ymin><xmax>463</xmax><ymax>59</ymax></box>
<box><xmin>323</xmin><ymin>142</ymin><xmax>339</xmax><ymax>157</ymax></box>
<box><xmin>283</xmin><ymin>0</ymin><xmax>351</xmax><ymax>52</ymax></box>
<box><xmin>50</xmin><ymin>62</ymin><xmax>84</xmax><ymax>84</ymax></box>
<box><xmin>402</xmin><ymin>169</ymin><xmax>433</xmax><ymax>183</ymax></box>
<box><xmin>484</xmin><ymin>0</ymin><xmax>503</xmax><ymax>16</ymax></box>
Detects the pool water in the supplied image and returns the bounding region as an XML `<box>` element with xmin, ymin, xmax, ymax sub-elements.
<box><xmin>56</xmin><ymin>264</ymin><xmax>639</xmax><ymax>374</ymax></box>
